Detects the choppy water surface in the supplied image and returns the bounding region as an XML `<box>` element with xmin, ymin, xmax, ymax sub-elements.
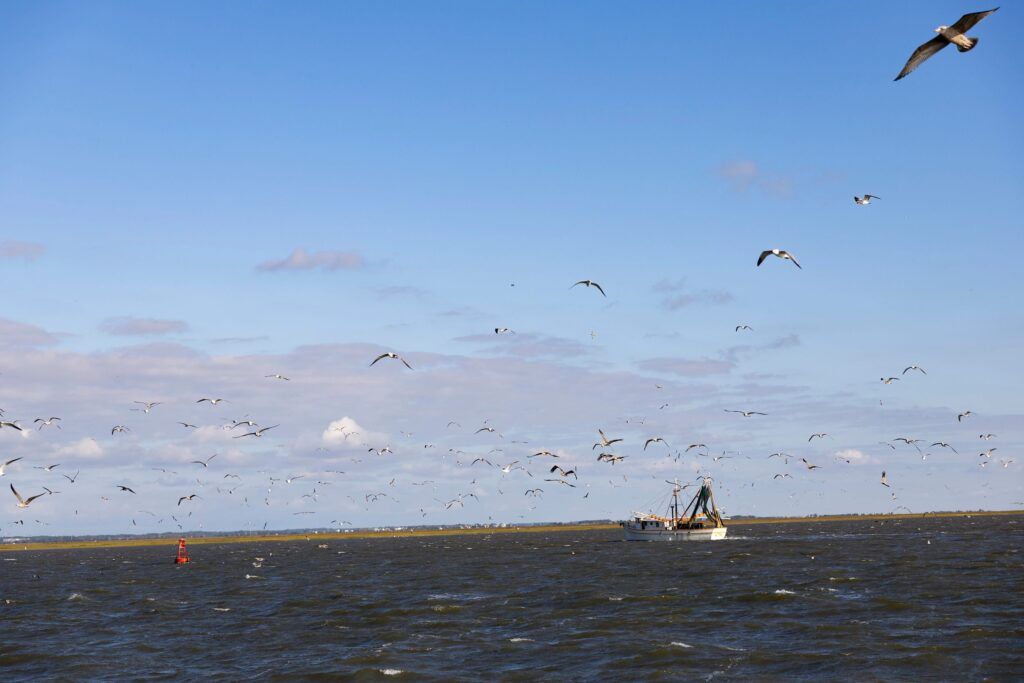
<box><xmin>2</xmin><ymin>515</ymin><xmax>1022</xmax><ymax>680</ymax></box>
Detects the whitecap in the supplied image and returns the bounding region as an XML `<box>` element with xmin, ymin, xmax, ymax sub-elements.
<box><xmin>773</xmin><ymin>589</ymin><xmax>795</xmax><ymax>595</ymax></box>
<box><xmin>67</xmin><ymin>592</ymin><xmax>85</xmax><ymax>601</ymax></box>
<box><xmin>380</xmin><ymin>669</ymin><xmax>403</xmax><ymax>676</ymax></box>
<box><xmin>671</xmin><ymin>641</ymin><xmax>694</xmax><ymax>648</ymax></box>
<box><xmin>213</xmin><ymin>607</ymin><xmax>231</xmax><ymax>612</ymax></box>
<box><xmin>509</xmin><ymin>637</ymin><xmax>534</xmax><ymax>643</ymax></box>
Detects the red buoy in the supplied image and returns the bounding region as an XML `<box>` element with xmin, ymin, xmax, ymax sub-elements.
<box><xmin>174</xmin><ymin>538</ymin><xmax>191</xmax><ymax>564</ymax></box>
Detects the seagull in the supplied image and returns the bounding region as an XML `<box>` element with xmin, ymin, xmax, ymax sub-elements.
<box><xmin>10</xmin><ymin>484</ymin><xmax>46</xmax><ymax>508</ymax></box>
<box><xmin>196</xmin><ymin>397</ymin><xmax>227</xmax><ymax>405</ymax></box>
<box><xmin>854</xmin><ymin>195</ymin><xmax>881</xmax><ymax>205</ymax></box>
<box><xmin>957</xmin><ymin>411</ymin><xmax>974</xmax><ymax>422</ymax></box>
<box><xmin>0</xmin><ymin>421</ymin><xmax>24</xmax><ymax>431</ymax></box>
<box><xmin>685</xmin><ymin>443</ymin><xmax>708</xmax><ymax>452</ymax></box>
<box><xmin>757</xmin><ymin>249</ymin><xmax>801</xmax><ymax>269</ymax></box>
<box><xmin>930</xmin><ymin>442</ymin><xmax>959</xmax><ymax>454</ymax></box>
<box><xmin>34</xmin><ymin>417</ymin><xmax>61</xmax><ymax>430</ymax></box>
<box><xmin>593</xmin><ymin>429</ymin><xmax>623</xmax><ymax>449</ymax></box>
<box><xmin>475</xmin><ymin>426</ymin><xmax>501</xmax><ymax>436</ymax></box>
<box><xmin>894</xmin><ymin>8</ymin><xmax>1000</xmax><ymax>81</ymax></box>
<box><xmin>494</xmin><ymin>328</ymin><xmax>514</xmax><ymax>334</ymax></box>
<box><xmin>117</xmin><ymin>485</ymin><xmax>137</xmax><ymax>494</ymax></box>
<box><xmin>265</xmin><ymin>374</ymin><xmax>290</xmax><ymax>381</ymax></box>
<box><xmin>62</xmin><ymin>470</ymin><xmax>80</xmax><ymax>483</ymax></box>
<box><xmin>230</xmin><ymin>420</ymin><xmax>259</xmax><ymax>429</ymax></box>
<box><xmin>881</xmin><ymin>377</ymin><xmax>900</xmax><ymax>384</ymax></box>
<box><xmin>801</xmin><ymin>458</ymin><xmax>820</xmax><ymax>470</ymax></box>
<box><xmin>177</xmin><ymin>494</ymin><xmax>198</xmax><ymax>506</ymax></box>
<box><xmin>499</xmin><ymin>461</ymin><xmax>521</xmax><ymax>474</ymax></box>
<box><xmin>177</xmin><ymin>422</ymin><xmax>198</xmax><ymax>429</ymax></box>
<box><xmin>808</xmin><ymin>433</ymin><xmax>830</xmax><ymax>441</ymax></box>
<box><xmin>111</xmin><ymin>425</ymin><xmax>130</xmax><ymax>434</ymax></box>
<box><xmin>549</xmin><ymin>465</ymin><xmax>578</xmax><ymax>479</ymax></box>
<box><xmin>571</xmin><ymin>280</ymin><xmax>606</xmax><ymax>297</ymax></box>
<box><xmin>881</xmin><ymin>471</ymin><xmax>890</xmax><ymax>488</ymax></box>
<box><xmin>530</xmin><ymin>450</ymin><xmax>560</xmax><ymax>459</ymax></box>
<box><xmin>33</xmin><ymin>464</ymin><xmax>60</xmax><ymax>472</ymax></box>
<box><xmin>133</xmin><ymin>401</ymin><xmax>162</xmax><ymax>413</ymax></box>
<box><xmin>543</xmin><ymin>478</ymin><xmax>576</xmax><ymax>488</ymax></box>
<box><xmin>191</xmin><ymin>454</ymin><xmax>218</xmax><ymax>468</ymax></box>
<box><xmin>0</xmin><ymin>458</ymin><xmax>23</xmax><ymax>476</ymax></box>
<box><xmin>979</xmin><ymin>434</ymin><xmax>996</xmax><ymax>440</ymax></box>
<box><xmin>725</xmin><ymin>409</ymin><xmax>767</xmax><ymax>417</ymax></box>
<box><xmin>234</xmin><ymin>425</ymin><xmax>278</xmax><ymax>439</ymax></box>
<box><xmin>369</xmin><ymin>352</ymin><xmax>413</xmax><ymax>369</ymax></box>
<box><xmin>367</xmin><ymin>447</ymin><xmax>393</xmax><ymax>457</ymax></box>
<box><xmin>735</xmin><ymin>325</ymin><xmax>753</xmax><ymax>332</ymax></box>
<box><xmin>597</xmin><ymin>453</ymin><xmax>627</xmax><ymax>465</ymax></box>
<box><xmin>471</xmin><ymin>458</ymin><xmax>493</xmax><ymax>467</ymax></box>
<box><xmin>644</xmin><ymin>437</ymin><xmax>669</xmax><ymax>451</ymax></box>
<box><xmin>773</xmin><ymin>473</ymin><xmax>792</xmax><ymax>480</ymax></box>
<box><xmin>524</xmin><ymin>488</ymin><xmax>543</xmax><ymax>497</ymax></box>
<box><xmin>903</xmin><ymin>365</ymin><xmax>927</xmax><ymax>375</ymax></box>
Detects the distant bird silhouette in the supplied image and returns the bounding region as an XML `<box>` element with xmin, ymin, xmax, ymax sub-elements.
<box><xmin>757</xmin><ymin>249</ymin><xmax>801</xmax><ymax>269</ymax></box>
<box><xmin>571</xmin><ymin>280</ymin><xmax>607</xmax><ymax>297</ymax></box>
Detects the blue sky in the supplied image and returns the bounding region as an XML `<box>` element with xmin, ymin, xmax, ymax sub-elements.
<box><xmin>1</xmin><ymin>2</ymin><xmax>1021</xmax><ymax>535</ymax></box>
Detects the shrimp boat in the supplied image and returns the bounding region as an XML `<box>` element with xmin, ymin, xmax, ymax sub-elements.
<box><xmin>622</xmin><ymin>478</ymin><xmax>727</xmax><ymax>541</ymax></box>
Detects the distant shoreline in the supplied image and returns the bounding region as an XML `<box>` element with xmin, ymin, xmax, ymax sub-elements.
<box><xmin>3</xmin><ymin>509</ymin><xmax>1020</xmax><ymax>552</ymax></box>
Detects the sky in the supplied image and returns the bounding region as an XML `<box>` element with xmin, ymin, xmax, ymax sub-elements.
<box><xmin>1</xmin><ymin>1</ymin><xmax>1021</xmax><ymax>536</ymax></box>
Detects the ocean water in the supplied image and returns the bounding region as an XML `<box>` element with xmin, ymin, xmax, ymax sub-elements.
<box><xmin>1</xmin><ymin>515</ymin><xmax>1022</xmax><ymax>680</ymax></box>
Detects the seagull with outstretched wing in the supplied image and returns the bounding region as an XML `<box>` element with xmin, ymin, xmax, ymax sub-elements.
<box><xmin>894</xmin><ymin>8</ymin><xmax>999</xmax><ymax>81</ymax></box>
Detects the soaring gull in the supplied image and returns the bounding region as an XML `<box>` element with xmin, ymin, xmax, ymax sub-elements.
<box><xmin>894</xmin><ymin>9</ymin><xmax>999</xmax><ymax>81</ymax></box>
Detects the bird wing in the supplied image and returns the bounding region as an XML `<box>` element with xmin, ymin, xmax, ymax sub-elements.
<box><xmin>571</xmin><ymin>281</ymin><xmax>586</xmax><ymax>289</ymax></box>
<box><xmin>369</xmin><ymin>354</ymin><xmax>388</xmax><ymax>366</ymax></box>
<box><xmin>591</xmin><ymin>282</ymin><xmax>607</xmax><ymax>297</ymax></box>
<box><xmin>950</xmin><ymin>8</ymin><xmax>999</xmax><ymax>34</ymax></box>
<box><xmin>401</xmin><ymin>358</ymin><xmax>413</xmax><ymax>369</ymax></box>
<box><xmin>10</xmin><ymin>483</ymin><xmax>25</xmax><ymax>504</ymax></box>
<box><xmin>895</xmin><ymin>35</ymin><xmax>949</xmax><ymax>81</ymax></box>
<box><xmin>757</xmin><ymin>250</ymin><xmax>772</xmax><ymax>266</ymax></box>
<box><xmin>784</xmin><ymin>253</ymin><xmax>802</xmax><ymax>269</ymax></box>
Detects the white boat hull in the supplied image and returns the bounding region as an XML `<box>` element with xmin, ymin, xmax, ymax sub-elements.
<box><xmin>622</xmin><ymin>525</ymin><xmax>727</xmax><ymax>541</ymax></box>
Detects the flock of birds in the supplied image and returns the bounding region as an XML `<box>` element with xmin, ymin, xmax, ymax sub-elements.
<box><xmin>1</xmin><ymin>8</ymin><xmax>1017</xmax><ymax>536</ymax></box>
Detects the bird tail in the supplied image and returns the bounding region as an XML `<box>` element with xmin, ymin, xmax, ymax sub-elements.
<box><xmin>957</xmin><ymin>36</ymin><xmax>978</xmax><ymax>52</ymax></box>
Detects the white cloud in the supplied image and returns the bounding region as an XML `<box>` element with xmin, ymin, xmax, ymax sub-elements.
<box><xmin>834</xmin><ymin>449</ymin><xmax>877</xmax><ymax>466</ymax></box>
<box><xmin>256</xmin><ymin>248</ymin><xmax>365</xmax><ymax>272</ymax></box>
<box><xmin>57</xmin><ymin>437</ymin><xmax>104</xmax><ymax>459</ymax></box>
<box><xmin>322</xmin><ymin>417</ymin><xmax>387</xmax><ymax>449</ymax></box>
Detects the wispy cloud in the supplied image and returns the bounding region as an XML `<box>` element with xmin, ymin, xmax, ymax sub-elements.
<box><xmin>652</xmin><ymin>278</ymin><xmax>733</xmax><ymax>311</ymax></box>
<box><xmin>636</xmin><ymin>356</ymin><xmax>735</xmax><ymax>377</ymax></box>
<box><xmin>0</xmin><ymin>317</ymin><xmax>59</xmax><ymax>346</ymax></box>
<box><xmin>256</xmin><ymin>248</ymin><xmax>365</xmax><ymax>272</ymax></box>
<box><xmin>722</xmin><ymin>334</ymin><xmax>800</xmax><ymax>363</ymax></box>
<box><xmin>210</xmin><ymin>335</ymin><xmax>271</xmax><ymax>345</ymax></box>
<box><xmin>100</xmin><ymin>317</ymin><xmax>190</xmax><ymax>336</ymax></box>
<box><xmin>373</xmin><ymin>285</ymin><xmax>426</xmax><ymax>300</ymax></box>
<box><xmin>716</xmin><ymin>160</ymin><xmax>793</xmax><ymax>198</ymax></box>
<box><xmin>0</xmin><ymin>240</ymin><xmax>45</xmax><ymax>261</ymax></box>
<box><xmin>454</xmin><ymin>332</ymin><xmax>592</xmax><ymax>359</ymax></box>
